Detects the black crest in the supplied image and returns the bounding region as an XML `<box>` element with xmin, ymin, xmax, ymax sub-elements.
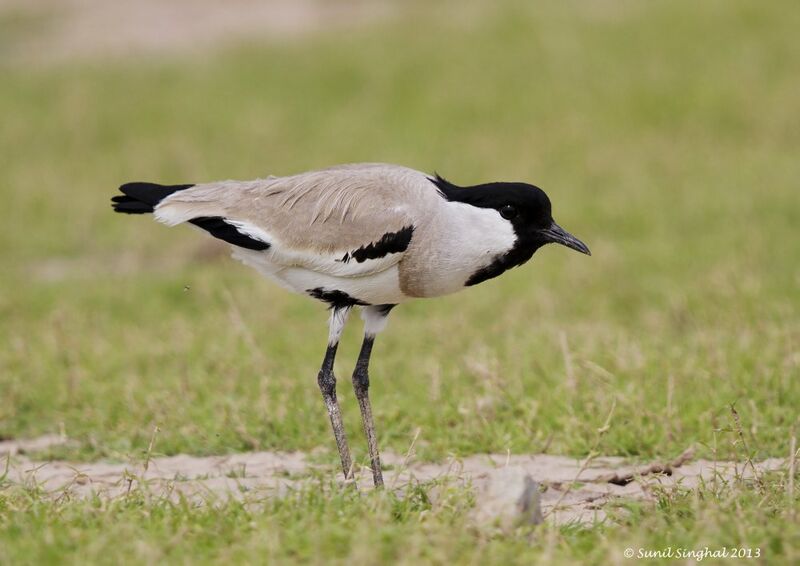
<box><xmin>430</xmin><ymin>174</ymin><xmax>552</xmax><ymax>228</ymax></box>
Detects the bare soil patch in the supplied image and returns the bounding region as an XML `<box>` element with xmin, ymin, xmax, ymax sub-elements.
<box><xmin>2</xmin><ymin>435</ymin><xmax>786</xmax><ymax>526</ymax></box>
<box><xmin>1</xmin><ymin>0</ymin><xmax>395</xmax><ymax>63</ymax></box>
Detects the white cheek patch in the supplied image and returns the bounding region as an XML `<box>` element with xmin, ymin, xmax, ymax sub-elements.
<box><xmin>447</xmin><ymin>203</ymin><xmax>517</xmax><ymax>258</ymax></box>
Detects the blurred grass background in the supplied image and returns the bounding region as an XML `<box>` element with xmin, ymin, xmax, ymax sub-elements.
<box><xmin>0</xmin><ymin>0</ymin><xmax>798</xmax><ymax>562</ymax></box>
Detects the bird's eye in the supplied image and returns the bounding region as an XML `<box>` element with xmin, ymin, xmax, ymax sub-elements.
<box><xmin>500</xmin><ymin>205</ymin><xmax>517</xmax><ymax>220</ymax></box>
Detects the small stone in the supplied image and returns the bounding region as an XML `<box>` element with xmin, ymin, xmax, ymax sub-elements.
<box><xmin>473</xmin><ymin>466</ymin><xmax>543</xmax><ymax>528</ymax></box>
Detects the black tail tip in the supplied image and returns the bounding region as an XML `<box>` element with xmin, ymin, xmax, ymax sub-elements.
<box><xmin>112</xmin><ymin>182</ymin><xmax>194</xmax><ymax>214</ymax></box>
<box><xmin>111</xmin><ymin>193</ymin><xmax>154</xmax><ymax>214</ymax></box>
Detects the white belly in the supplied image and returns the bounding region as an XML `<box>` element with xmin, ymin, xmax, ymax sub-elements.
<box><xmin>275</xmin><ymin>265</ymin><xmax>408</xmax><ymax>305</ymax></box>
<box><xmin>231</xmin><ymin>248</ymin><xmax>409</xmax><ymax>305</ymax></box>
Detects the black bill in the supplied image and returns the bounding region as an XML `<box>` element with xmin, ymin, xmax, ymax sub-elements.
<box><xmin>540</xmin><ymin>222</ymin><xmax>591</xmax><ymax>256</ymax></box>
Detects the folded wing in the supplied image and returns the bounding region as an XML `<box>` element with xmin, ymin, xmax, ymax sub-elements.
<box><xmin>153</xmin><ymin>163</ymin><xmax>439</xmax><ymax>277</ymax></box>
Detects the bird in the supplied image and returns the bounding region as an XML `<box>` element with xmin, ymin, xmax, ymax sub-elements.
<box><xmin>111</xmin><ymin>162</ymin><xmax>590</xmax><ymax>487</ymax></box>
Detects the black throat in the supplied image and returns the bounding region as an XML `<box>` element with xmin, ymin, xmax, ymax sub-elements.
<box><xmin>464</xmin><ymin>245</ymin><xmax>537</xmax><ymax>286</ymax></box>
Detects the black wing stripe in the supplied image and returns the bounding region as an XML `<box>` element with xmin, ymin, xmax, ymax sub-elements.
<box><xmin>339</xmin><ymin>225</ymin><xmax>414</xmax><ymax>264</ymax></box>
<box><xmin>189</xmin><ymin>217</ymin><xmax>270</xmax><ymax>251</ymax></box>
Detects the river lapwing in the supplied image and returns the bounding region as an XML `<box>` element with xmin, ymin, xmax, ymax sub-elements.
<box><xmin>112</xmin><ymin>163</ymin><xmax>590</xmax><ymax>487</ymax></box>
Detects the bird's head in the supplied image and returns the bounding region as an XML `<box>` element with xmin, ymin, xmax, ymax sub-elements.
<box><xmin>431</xmin><ymin>175</ymin><xmax>591</xmax><ymax>256</ymax></box>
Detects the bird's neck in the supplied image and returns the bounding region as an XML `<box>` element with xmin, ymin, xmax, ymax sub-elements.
<box><xmin>440</xmin><ymin>201</ymin><xmax>542</xmax><ymax>288</ymax></box>
<box><xmin>399</xmin><ymin>200</ymin><xmax>540</xmax><ymax>298</ymax></box>
<box><xmin>463</xmin><ymin>240</ymin><xmax>538</xmax><ymax>286</ymax></box>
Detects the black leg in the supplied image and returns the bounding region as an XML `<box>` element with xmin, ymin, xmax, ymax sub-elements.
<box><xmin>352</xmin><ymin>335</ymin><xmax>383</xmax><ymax>487</ymax></box>
<box><xmin>318</xmin><ymin>308</ymin><xmax>354</xmax><ymax>480</ymax></box>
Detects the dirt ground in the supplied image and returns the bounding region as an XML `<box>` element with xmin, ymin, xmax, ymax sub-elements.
<box><xmin>2</xmin><ymin>435</ymin><xmax>785</xmax><ymax>526</ymax></box>
<box><xmin>1</xmin><ymin>0</ymin><xmax>395</xmax><ymax>62</ymax></box>
<box><xmin>1</xmin><ymin>0</ymin><xmax>791</xmax><ymax>529</ymax></box>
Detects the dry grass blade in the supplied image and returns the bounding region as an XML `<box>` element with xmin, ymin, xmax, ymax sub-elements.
<box><xmin>559</xmin><ymin>331</ymin><xmax>576</xmax><ymax>393</ymax></box>
<box><xmin>544</xmin><ymin>399</ymin><xmax>616</xmax><ymax>520</ymax></box>
<box><xmin>222</xmin><ymin>287</ymin><xmax>267</xmax><ymax>368</ymax></box>
<box><xmin>730</xmin><ymin>404</ymin><xmax>764</xmax><ymax>490</ymax></box>
<box><xmin>789</xmin><ymin>431</ymin><xmax>797</xmax><ymax>520</ymax></box>
<box><xmin>125</xmin><ymin>425</ymin><xmax>160</xmax><ymax>496</ymax></box>
<box><xmin>390</xmin><ymin>427</ymin><xmax>421</xmax><ymax>489</ymax></box>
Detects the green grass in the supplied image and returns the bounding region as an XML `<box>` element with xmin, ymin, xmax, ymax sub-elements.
<box><xmin>1</xmin><ymin>472</ymin><xmax>796</xmax><ymax>565</ymax></box>
<box><xmin>1</xmin><ymin>0</ymin><xmax>799</xmax><ymax>563</ymax></box>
